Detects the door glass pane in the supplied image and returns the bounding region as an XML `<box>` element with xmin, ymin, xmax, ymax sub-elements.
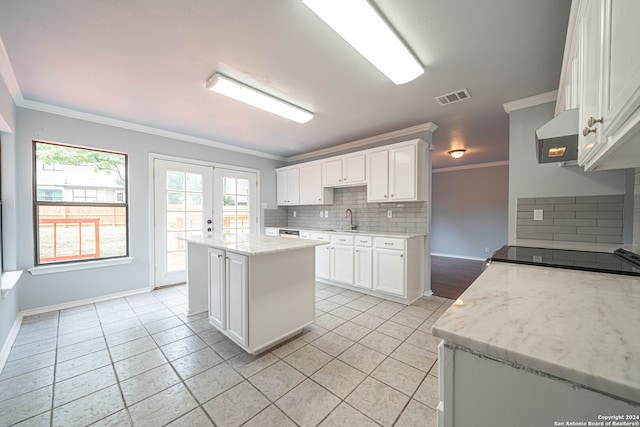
<box><xmin>186</xmin><ymin>192</ymin><xmax>203</xmax><ymax>210</ymax></box>
<box><xmin>221</xmin><ymin>176</ymin><xmax>251</xmax><ymax>235</ymax></box>
<box><xmin>167</xmin><ymin>171</ymin><xmax>184</xmax><ymax>191</ymax></box>
<box><xmin>237</xmin><ymin>179</ymin><xmax>249</xmax><ymax>195</ymax></box>
<box><xmin>186</xmin><ymin>173</ymin><xmax>202</xmax><ymax>191</ymax></box>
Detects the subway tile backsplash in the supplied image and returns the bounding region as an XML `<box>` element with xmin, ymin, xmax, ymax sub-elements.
<box><xmin>264</xmin><ymin>186</ymin><xmax>428</xmax><ymax>234</ymax></box>
<box><xmin>634</xmin><ymin>169</ymin><xmax>640</xmax><ymax>246</ymax></box>
<box><xmin>516</xmin><ymin>195</ymin><xmax>624</xmax><ymax>244</ymax></box>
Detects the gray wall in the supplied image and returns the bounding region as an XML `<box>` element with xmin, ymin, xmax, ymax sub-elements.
<box><xmin>507</xmin><ymin>102</ymin><xmax>629</xmax><ymax>244</ymax></box>
<box><xmin>431</xmin><ymin>165</ymin><xmax>509</xmax><ymax>259</ymax></box>
<box><xmin>0</xmin><ymin>72</ymin><xmax>19</xmax><ymax>360</ymax></box>
<box><xmin>635</xmin><ymin>169</ymin><xmax>640</xmax><ymax>246</ymax></box>
<box><xmin>13</xmin><ymin>108</ymin><xmax>285</xmax><ymax>310</ymax></box>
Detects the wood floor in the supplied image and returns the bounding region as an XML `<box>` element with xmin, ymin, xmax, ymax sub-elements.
<box><xmin>430</xmin><ymin>255</ymin><xmax>485</xmax><ymax>300</ymax></box>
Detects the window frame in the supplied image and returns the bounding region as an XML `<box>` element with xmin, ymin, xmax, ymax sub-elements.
<box><xmin>32</xmin><ymin>140</ymin><xmax>130</xmax><ymax>266</ymax></box>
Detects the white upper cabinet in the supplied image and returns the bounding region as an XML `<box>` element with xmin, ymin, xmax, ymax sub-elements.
<box><xmin>323</xmin><ymin>154</ymin><xmax>366</xmax><ymax>187</ymax></box>
<box><xmin>276</xmin><ymin>139</ymin><xmax>429</xmax><ymax>205</ymax></box>
<box><xmin>299</xmin><ymin>162</ymin><xmax>333</xmax><ymax>205</ymax></box>
<box><xmin>366</xmin><ymin>140</ymin><xmax>427</xmax><ymax>203</ymax></box>
<box><xmin>560</xmin><ymin>0</ymin><xmax>640</xmax><ymax>170</ymax></box>
<box><xmin>276</xmin><ymin>167</ymin><xmax>300</xmax><ymax>206</ymax></box>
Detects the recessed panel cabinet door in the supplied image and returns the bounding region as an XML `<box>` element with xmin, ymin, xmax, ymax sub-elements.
<box><xmin>366</xmin><ymin>150</ymin><xmax>389</xmax><ymax>202</ymax></box>
<box><xmin>208</xmin><ymin>248</ymin><xmax>225</xmax><ymax>330</ymax></box>
<box><xmin>373</xmin><ymin>248</ymin><xmax>405</xmax><ymax>297</ymax></box>
<box><xmin>389</xmin><ymin>144</ymin><xmax>416</xmax><ymax>201</ymax></box>
<box><xmin>330</xmin><ymin>244</ymin><xmax>354</xmax><ymax>285</ymax></box>
<box><xmin>316</xmin><ymin>245</ymin><xmax>331</xmax><ymax>280</ymax></box>
<box><xmin>300</xmin><ymin>163</ymin><xmax>323</xmax><ymax>204</ymax></box>
<box><xmin>354</xmin><ymin>247</ymin><xmax>373</xmax><ymax>289</ymax></box>
<box><xmin>323</xmin><ymin>158</ymin><xmax>344</xmax><ymax>186</ymax></box>
<box><xmin>226</xmin><ymin>252</ymin><xmax>248</xmax><ymax>346</ymax></box>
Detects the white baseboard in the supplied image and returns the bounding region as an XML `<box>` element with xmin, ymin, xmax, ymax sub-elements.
<box><xmin>19</xmin><ymin>287</ymin><xmax>151</xmax><ymax>318</ymax></box>
<box><xmin>187</xmin><ymin>305</ymin><xmax>207</xmax><ymax>316</ymax></box>
<box><xmin>423</xmin><ymin>290</ymin><xmax>433</xmax><ymax>297</ymax></box>
<box><xmin>0</xmin><ymin>314</ymin><xmax>23</xmax><ymax>374</ymax></box>
<box><xmin>431</xmin><ymin>252</ymin><xmax>486</xmax><ymax>261</ymax></box>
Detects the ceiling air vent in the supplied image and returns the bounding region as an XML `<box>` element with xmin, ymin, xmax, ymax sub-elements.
<box><xmin>435</xmin><ymin>88</ymin><xmax>471</xmax><ymax>106</ymax></box>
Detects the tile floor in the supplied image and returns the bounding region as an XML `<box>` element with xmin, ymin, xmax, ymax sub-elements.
<box><xmin>0</xmin><ymin>282</ymin><xmax>452</xmax><ymax>426</ymax></box>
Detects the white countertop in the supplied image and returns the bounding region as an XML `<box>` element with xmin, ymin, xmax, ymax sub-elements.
<box><xmin>180</xmin><ymin>234</ymin><xmax>324</xmax><ymax>255</ymax></box>
<box><xmin>269</xmin><ymin>227</ymin><xmax>425</xmax><ymax>239</ymax></box>
<box><xmin>432</xmin><ymin>262</ymin><xmax>640</xmax><ymax>403</ymax></box>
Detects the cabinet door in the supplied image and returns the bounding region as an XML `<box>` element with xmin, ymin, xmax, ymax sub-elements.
<box><xmin>603</xmin><ymin>0</ymin><xmax>640</xmax><ymax>133</ymax></box>
<box><xmin>276</xmin><ymin>169</ymin><xmax>289</xmax><ymax>205</ymax></box>
<box><xmin>226</xmin><ymin>252</ymin><xmax>248</xmax><ymax>346</ymax></box>
<box><xmin>300</xmin><ymin>163</ymin><xmax>323</xmax><ymax>204</ymax></box>
<box><xmin>331</xmin><ymin>244</ymin><xmax>354</xmax><ymax>285</ymax></box>
<box><xmin>354</xmin><ymin>247</ymin><xmax>372</xmax><ymax>289</ymax></box>
<box><xmin>343</xmin><ymin>154</ymin><xmax>366</xmax><ymax>184</ymax></box>
<box><xmin>366</xmin><ymin>150</ymin><xmax>389</xmax><ymax>202</ymax></box>
<box><xmin>316</xmin><ymin>244</ymin><xmax>331</xmax><ymax>280</ymax></box>
<box><xmin>389</xmin><ymin>144</ymin><xmax>417</xmax><ymax>201</ymax></box>
<box><xmin>287</xmin><ymin>168</ymin><xmax>300</xmax><ymax>205</ymax></box>
<box><xmin>373</xmin><ymin>248</ymin><xmax>406</xmax><ymax>297</ymax></box>
<box><xmin>578</xmin><ymin>0</ymin><xmax>606</xmax><ymax>165</ymax></box>
<box><xmin>208</xmin><ymin>248</ymin><xmax>226</xmax><ymax>330</ymax></box>
<box><xmin>323</xmin><ymin>158</ymin><xmax>344</xmax><ymax>187</ymax></box>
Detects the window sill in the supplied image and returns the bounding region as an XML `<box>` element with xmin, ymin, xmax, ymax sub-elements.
<box><xmin>1</xmin><ymin>270</ymin><xmax>24</xmax><ymax>299</ymax></box>
<box><xmin>28</xmin><ymin>257</ymin><xmax>134</xmax><ymax>276</ymax></box>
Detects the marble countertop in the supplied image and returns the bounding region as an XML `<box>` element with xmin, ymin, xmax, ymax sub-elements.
<box><xmin>180</xmin><ymin>234</ymin><xmax>324</xmax><ymax>256</ymax></box>
<box><xmin>266</xmin><ymin>227</ymin><xmax>425</xmax><ymax>239</ymax></box>
<box><xmin>432</xmin><ymin>262</ymin><xmax>640</xmax><ymax>403</ymax></box>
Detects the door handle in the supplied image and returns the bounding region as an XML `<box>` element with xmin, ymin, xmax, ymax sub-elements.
<box><xmin>207</xmin><ymin>219</ymin><xmax>212</xmax><ymax>224</ymax></box>
<box><xmin>207</xmin><ymin>228</ymin><xmax>212</xmax><ymax>232</ymax></box>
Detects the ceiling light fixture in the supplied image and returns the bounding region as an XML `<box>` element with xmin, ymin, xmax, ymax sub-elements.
<box><xmin>206</xmin><ymin>73</ymin><xmax>313</xmax><ymax>124</ymax></box>
<box><xmin>448</xmin><ymin>149</ymin><xmax>466</xmax><ymax>159</ymax></box>
<box><xmin>302</xmin><ymin>0</ymin><xmax>424</xmax><ymax>85</ymax></box>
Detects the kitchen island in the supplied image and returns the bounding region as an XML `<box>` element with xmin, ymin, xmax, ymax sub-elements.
<box><xmin>432</xmin><ymin>262</ymin><xmax>640</xmax><ymax>426</ymax></box>
<box><xmin>182</xmin><ymin>234</ymin><xmax>323</xmax><ymax>354</ymax></box>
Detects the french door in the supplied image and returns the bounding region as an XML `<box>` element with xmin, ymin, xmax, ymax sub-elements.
<box><xmin>213</xmin><ymin>168</ymin><xmax>258</xmax><ymax>237</ymax></box>
<box><xmin>153</xmin><ymin>159</ymin><xmax>259</xmax><ymax>288</ymax></box>
<box><xmin>154</xmin><ymin>159</ymin><xmax>213</xmax><ymax>287</ymax></box>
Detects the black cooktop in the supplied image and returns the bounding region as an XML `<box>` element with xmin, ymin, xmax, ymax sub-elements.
<box><xmin>490</xmin><ymin>245</ymin><xmax>640</xmax><ymax>277</ymax></box>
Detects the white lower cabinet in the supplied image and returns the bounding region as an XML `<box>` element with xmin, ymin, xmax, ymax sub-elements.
<box><xmin>354</xmin><ymin>246</ymin><xmax>373</xmax><ymax>289</ymax></box>
<box><xmin>373</xmin><ymin>247</ymin><xmax>406</xmax><ymax>297</ymax></box>
<box><xmin>315</xmin><ymin>233</ymin><xmax>424</xmax><ymax>304</ymax></box>
<box><xmin>208</xmin><ymin>248</ymin><xmax>247</xmax><ymax>346</ymax></box>
<box><xmin>330</xmin><ymin>243</ymin><xmax>354</xmax><ymax>285</ymax></box>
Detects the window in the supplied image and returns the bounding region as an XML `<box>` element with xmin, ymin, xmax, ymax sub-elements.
<box><xmin>33</xmin><ymin>141</ymin><xmax>128</xmax><ymax>265</ymax></box>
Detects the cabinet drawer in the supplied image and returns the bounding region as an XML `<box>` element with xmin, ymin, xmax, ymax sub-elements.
<box><xmin>265</xmin><ymin>227</ymin><xmax>279</xmax><ymax>236</ymax></box>
<box><xmin>374</xmin><ymin>237</ymin><xmax>405</xmax><ymax>250</ymax></box>
<box><xmin>300</xmin><ymin>231</ymin><xmax>311</xmax><ymax>240</ymax></box>
<box><xmin>310</xmin><ymin>232</ymin><xmax>330</xmax><ymax>242</ymax></box>
<box><xmin>331</xmin><ymin>234</ymin><xmax>354</xmax><ymax>245</ymax></box>
<box><xmin>354</xmin><ymin>236</ymin><xmax>372</xmax><ymax>247</ymax></box>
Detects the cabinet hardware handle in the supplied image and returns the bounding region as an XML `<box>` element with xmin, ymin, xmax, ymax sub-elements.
<box><xmin>400</xmin><ymin>254</ymin><xmax>404</xmax><ymax>258</ymax></box>
<box><xmin>217</xmin><ymin>254</ymin><xmax>223</xmax><ymax>258</ymax></box>
<box><xmin>391</xmin><ymin>194</ymin><xmax>394</xmax><ymax>197</ymax></box>
<box><xmin>338</xmin><ymin>178</ymin><xmax>342</xmax><ymax>181</ymax></box>
<box><xmin>384</xmin><ymin>195</ymin><xmax>387</xmax><ymax>198</ymax></box>
<box><xmin>318</xmin><ymin>198</ymin><xmax>321</xmax><ymax>201</ymax></box>
<box><xmin>583</xmin><ymin>127</ymin><xmax>596</xmax><ymax>137</ymax></box>
<box><xmin>339</xmin><ymin>239</ymin><xmax>346</xmax><ymax>242</ymax></box>
<box><xmin>587</xmin><ymin>116</ymin><xmax>603</xmax><ymax>127</ymax></box>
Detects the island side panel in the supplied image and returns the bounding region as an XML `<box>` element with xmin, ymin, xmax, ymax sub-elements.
<box><xmin>247</xmin><ymin>247</ymin><xmax>316</xmax><ymax>352</ymax></box>
<box><xmin>186</xmin><ymin>242</ymin><xmax>208</xmax><ymax>315</ymax></box>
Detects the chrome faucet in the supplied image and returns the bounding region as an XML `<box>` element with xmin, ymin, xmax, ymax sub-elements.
<box><xmin>345</xmin><ymin>209</ymin><xmax>357</xmax><ymax>230</ymax></box>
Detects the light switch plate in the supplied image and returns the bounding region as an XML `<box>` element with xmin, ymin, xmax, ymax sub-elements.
<box><xmin>324</xmin><ymin>210</ymin><xmax>329</xmax><ymax>218</ymax></box>
<box><xmin>320</xmin><ymin>211</ymin><xmax>323</xmax><ymax>218</ymax></box>
<box><xmin>293</xmin><ymin>211</ymin><xmax>296</xmax><ymax>217</ymax></box>
<box><xmin>533</xmin><ymin>209</ymin><xmax>543</xmax><ymax>221</ymax></box>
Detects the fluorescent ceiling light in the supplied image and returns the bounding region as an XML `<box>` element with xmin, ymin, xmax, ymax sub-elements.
<box><xmin>206</xmin><ymin>73</ymin><xmax>313</xmax><ymax>124</ymax></box>
<box><xmin>303</xmin><ymin>0</ymin><xmax>423</xmax><ymax>85</ymax></box>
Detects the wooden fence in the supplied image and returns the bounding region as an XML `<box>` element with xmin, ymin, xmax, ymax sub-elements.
<box><xmin>38</xmin><ymin>206</ymin><xmax>126</xmax><ymax>226</ymax></box>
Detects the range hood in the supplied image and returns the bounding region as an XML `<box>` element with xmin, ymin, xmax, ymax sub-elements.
<box><xmin>535</xmin><ymin>108</ymin><xmax>579</xmax><ymax>163</ymax></box>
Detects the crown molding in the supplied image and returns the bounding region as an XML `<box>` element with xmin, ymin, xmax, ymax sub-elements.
<box><xmin>287</xmin><ymin>122</ymin><xmax>439</xmax><ymax>162</ymax></box>
<box><xmin>503</xmin><ymin>91</ymin><xmax>557</xmax><ymax>114</ymax></box>
<box><xmin>19</xmin><ymin>99</ymin><xmax>287</xmax><ymax>161</ymax></box>
<box><xmin>433</xmin><ymin>160</ymin><xmax>509</xmax><ymax>173</ymax></box>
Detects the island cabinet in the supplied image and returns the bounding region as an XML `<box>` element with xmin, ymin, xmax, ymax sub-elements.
<box><xmin>433</xmin><ymin>262</ymin><xmax>640</xmax><ymax>427</ymax></box>
<box><xmin>183</xmin><ymin>235</ymin><xmax>319</xmax><ymax>354</ymax></box>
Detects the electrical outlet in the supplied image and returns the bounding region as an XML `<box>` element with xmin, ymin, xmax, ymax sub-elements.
<box><xmin>387</xmin><ymin>210</ymin><xmax>392</xmax><ymax>219</ymax></box>
<box><xmin>324</xmin><ymin>210</ymin><xmax>329</xmax><ymax>218</ymax></box>
<box><xmin>533</xmin><ymin>209</ymin><xmax>543</xmax><ymax>221</ymax></box>
<box><xmin>293</xmin><ymin>211</ymin><xmax>296</xmax><ymax>218</ymax></box>
<box><xmin>485</xmin><ymin>247</ymin><xmax>490</xmax><ymax>253</ymax></box>
<box><xmin>320</xmin><ymin>211</ymin><xmax>323</xmax><ymax>218</ymax></box>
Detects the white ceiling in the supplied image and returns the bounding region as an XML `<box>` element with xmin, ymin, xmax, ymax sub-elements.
<box><xmin>0</xmin><ymin>0</ymin><xmax>571</xmax><ymax>168</ymax></box>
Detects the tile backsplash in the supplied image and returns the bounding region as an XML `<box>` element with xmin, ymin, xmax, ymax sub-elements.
<box><xmin>635</xmin><ymin>169</ymin><xmax>640</xmax><ymax>246</ymax></box>
<box><xmin>516</xmin><ymin>195</ymin><xmax>624</xmax><ymax>244</ymax></box>
<box><xmin>265</xmin><ymin>186</ymin><xmax>428</xmax><ymax>234</ymax></box>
